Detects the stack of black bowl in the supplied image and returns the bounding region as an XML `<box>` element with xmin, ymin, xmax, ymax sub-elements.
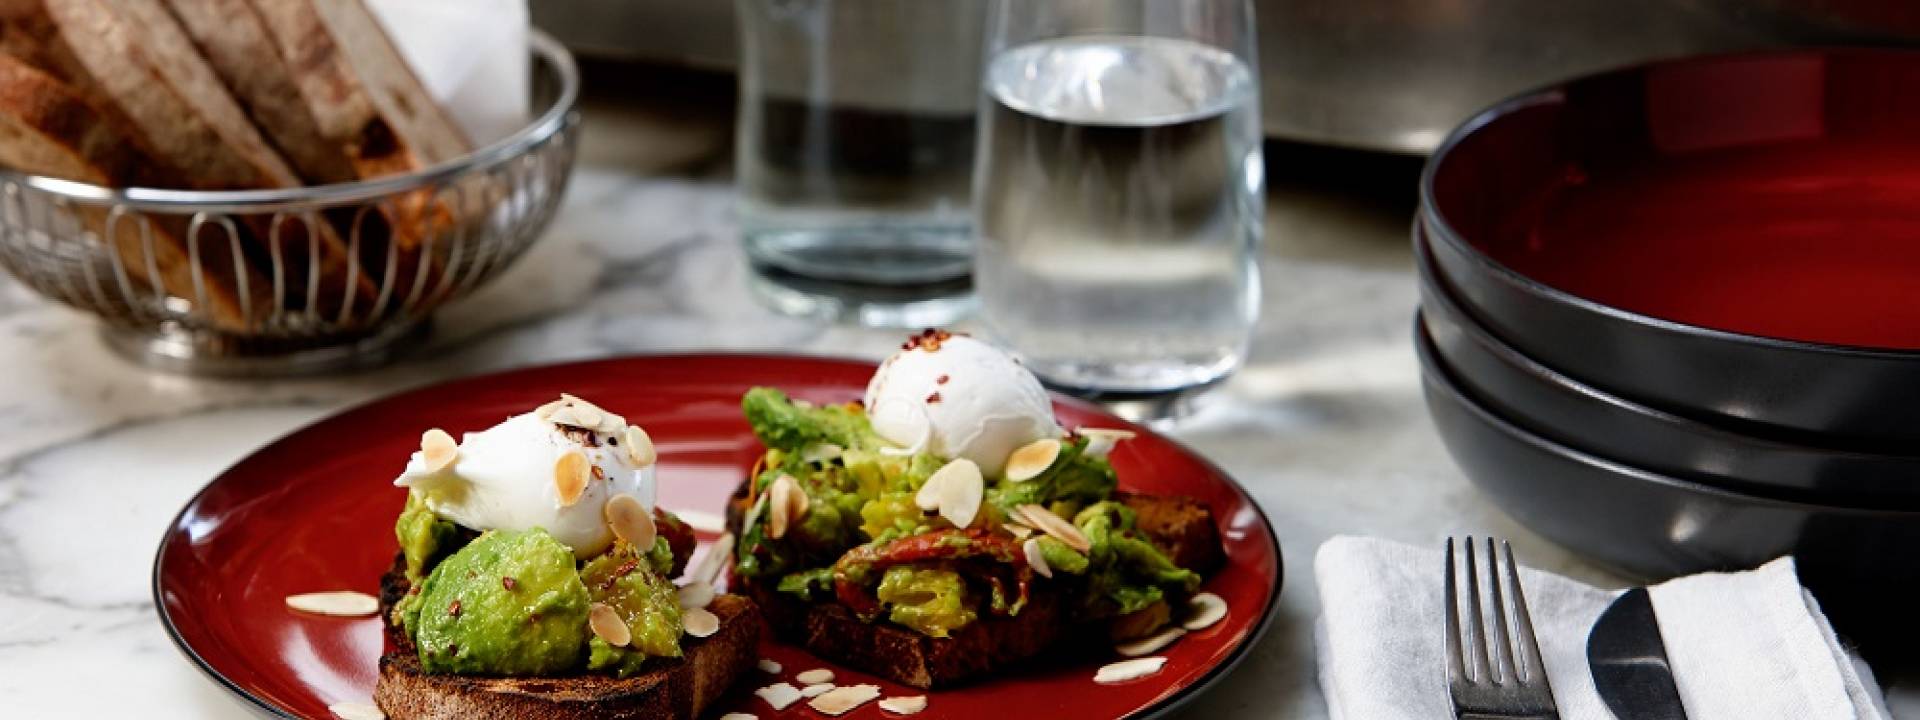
<box><xmin>1416</xmin><ymin>48</ymin><xmax>1920</xmax><ymax>651</ymax></box>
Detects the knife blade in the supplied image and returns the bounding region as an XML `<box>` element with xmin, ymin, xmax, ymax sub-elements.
<box><xmin>1587</xmin><ymin>588</ymin><xmax>1688</xmax><ymax>719</ymax></box>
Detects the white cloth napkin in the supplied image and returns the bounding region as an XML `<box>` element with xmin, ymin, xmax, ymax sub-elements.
<box><xmin>367</xmin><ymin>0</ymin><xmax>530</xmax><ymax>145</ymax></box>
<box><xmin>1314</xmin><ymin>536</ymin><xmax>1891</xmax><ymax>720</ymax></box>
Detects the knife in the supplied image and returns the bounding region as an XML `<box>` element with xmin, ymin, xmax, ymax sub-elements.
<box><xmin>1587</xmin><ymin>588</ymin><xmax>1688</xmax><ymax>719</ymax></box>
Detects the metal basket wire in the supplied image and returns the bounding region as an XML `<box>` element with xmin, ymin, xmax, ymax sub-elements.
<box><xmin>0</xmin><ymin>31</ymin><xmax>582</xmax><ymax>375</ymax></box>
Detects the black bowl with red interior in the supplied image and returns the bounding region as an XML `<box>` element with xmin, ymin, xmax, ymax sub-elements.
<box><xmin>1420</xmin><ymin>48</ymin><xmax>1920</xmax><ymax>449</ymax></box>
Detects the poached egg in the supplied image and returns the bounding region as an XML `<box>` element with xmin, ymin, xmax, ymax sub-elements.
<box><xmin>396</xmin><ymin>395</ymin><xmax>657</xmax><ymax>558</ymax></box>
<box><xmin>864</xmin><ymin>331</ymin><xmax>1060</xmax><ymax>476</ymax></box>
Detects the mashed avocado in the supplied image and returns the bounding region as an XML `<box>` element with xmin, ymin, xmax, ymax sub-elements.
<box><xmin>395</xmin><ymin>491</ymin><xmax>461</xmax><ymax>584</ymax></box>
<box><xmin>875</xmin><ymin>565</ymin><xmax>976</xmax><ymax>638</ymax></box>
<box><xmin>410</xmin><ymin>528</ymin><xmax>590</xmax><ymax>675</ymax></box>
<box><xmin>581</xmin><ymin>540</ymin><xmax>684</xmax><ymax>677</ymax></box>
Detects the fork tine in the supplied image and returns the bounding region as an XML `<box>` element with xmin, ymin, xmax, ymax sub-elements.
<box><xmin>1462</xmin><ymin>536</ymin><xmax>1492</xmax><ymax>684</ymax></box>
<box><xmin>1502</xmin><ymin>540</ymin><xmax>1548</xmax><ymax>684</ymax></box>
<box><xmin>1483</xmin><ymin>537</ymin><xmax>1517</xmax><ymax>685</ymax></box>
<box><xmin>1443</xmin><ymin>539</ymin><xmax>1465</xmax><ymax>683</ymax></box>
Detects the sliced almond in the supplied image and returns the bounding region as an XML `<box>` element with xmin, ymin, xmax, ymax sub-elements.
<box><xmin>677</xmin><ymin>580</ymin><xmax>715</xmax><ymax>610</ymax></box>
<box><xmin>799</xmin><ymin>683</ymin><xmax>835</xmax><ymax>697</ymax></box>
<box><xmin>1116</xmin><ymin>626</ymin><xmax>1186</xmax><ymax>657</ymax></box>
<box><xmin>286</xmin><ymin>591</ymin><xmax>379</xmax><ymax>617</ymax></box>
<box><xmin>328</xmin><ymin>701</ymin><xmax>386</xmax><ymax>720</ymax></box>
<box><xmin>768</xmin><ymin>474</ymin><xmax>807</xmax><ymax>540</ymax></box>
<box><xmin>554</xmin><ymin>450</ymin><xmax>590</xmax><ymax>507</ymax></box>
<box><xmin>1003</xmin><ymin>522</ymin><xmax>1034</xmax><ymax>539</ymax></box>
<box><xmin>720</xmin><ymin>714</ymin><xmax>758</xmax><ymax>720</ymax></box>
<box><xmin>795</xmin><ymin>668</ymin><xmax>835</xmax><ymax>685</ymax></box>
<box><xmin>808</xmin><ymin>684</ymin><xmax>882</xmax><ymax>716</ymax></box>
<box><xmin>605</xmin><ymin>494</ymin><xmax>657</xmax><ymax>549</ymax></box>
<box><xmin>688</xmin><ymin>533</ymin><xmax>735</xmax><ymax>586</ymax></box>
<box><xmin>1018</xmin><ymin>504</ymin><xmax>1091</xmax><ymax>553</ymax></box>
<box><xmin>757</xmin><ymin>658</ymin><xmax>783</xmax><ymax>674</ymax></box>
<box><xmin>419</xmin><ymin>428</ymin><xmax>458</xmax><ymax>473</ymax></box>
<box><xmin>1182</xmin><ymin>592</ymin><xmax>1228</xmax><ymax>631</ymax></box>
<box><xmin>572</xmin><ymin>403</ymin><xmax>603</xmax><ymax>428</ymax></box>
<box><xmin>683</xmin><ymin>606</ymin><xmax>720</xmax><ymax>638</ymax></box>
<box><xmin>741</xmin><ymin>494</ymin><xmax>769</xmax><ymax>542</ymax></box>
<box><xmin>535</xmin><ymin>397</ymin><xmax>567</xmax><ymax>419</ymax></box>
<box><xmin>878</xmin><ymin>695</ymin><xmax>928</xmax><ymax>715</ymax></box>
<box><xmin>931</xmin><ymin>459</ymin><xmax>983</xmax><ymax>529</ymax></box>
<box><xmin>755</xmin><ymin>683</ymin><xmax>804</xmax><ymax>711</ymax></box>
<box><xmin>1005</xmin><ymin>438</ymin><xmax>1062</xmax><ymax>482</ymax></box>
<box><xmin>1023</xmin><ymin>537</ymin><xmax>1053</xmax><ymax>579</ymax></box>
<box><xmin>913</xmin><ymin>472</ymin><xmax>945</xmax><ymax>511</ymax></box>
<box><xmin>623</xmin><ymin>425</ymin><xmax>657</xmax><ymax>466</ymax></box>
<box><xmin>1094</xmin><ymin>656</ymin><xmax>1168</xmax><ymax>684</ymax></box>
<box><xmin>1077</xmin><ymin>427</ymin><xmax>1138</xmax><ymax>460</ymax></box>
<box><xmin>588</xmin><ymin>602</ymin><xmax>631</xmax><ymax>647</ymax></box>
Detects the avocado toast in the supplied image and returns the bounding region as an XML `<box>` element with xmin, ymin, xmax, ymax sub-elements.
<box><xmin>372</xmin><ymin>394</ymin><xmax>760</xmax><ymax>719</ymax></box>
<box><xmin>726</xmin><ymin>332</ymin><xmax>1226</xmax><ymax>689</ymax></box>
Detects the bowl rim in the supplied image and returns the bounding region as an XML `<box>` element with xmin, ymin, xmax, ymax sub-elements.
<box><xmin>0</xmin><ymin>30</ymin><xmax>581</xmax><ymax>213</ymax></box>
<box><xmin>1416</xmin><ymin>315</ymin><xmax>1920</xmax><ymax>517</ymax></box>
<box><xmin>1413</xmin><ymin>229</ymin><xmax>1920</xmax><ymax>462</ymax></box>
<box><xmin>1417</xmin><ymin>46</ymin><xmax>1920</xmax><ymax>360</ymax></box>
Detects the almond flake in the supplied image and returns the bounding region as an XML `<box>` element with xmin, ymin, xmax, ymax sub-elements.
<box><xmin>799</xmin><ymin>683</ymin><xmax>835</xmax><ymax>697</ymax></box>
<box><xmin>1116</xmin><ymin>626</ymin><xmax>1186</xmax><ymax>657</ymax></box>
<box><xmin>795</xmin><ymin>668</ymin><xmax>835</xmax><ymax>685</ymax></box>
<box><xmin>677</xmin><ymin>580</ymin><xmax>715</xmax><ymax>610</ymax></box>
<box><xmin>755</xmin><ymin>683</ymin><xmax>804</xmax><ymax>711</ymax></box>
<box><xmin>329</xmin><ymin>701</ymin><xmax>385</xmax><ymax>720</ymax></box>
<box><xmin>588</xmin><ymin>602</ymin><xmax>631</xmax><ymax>647</ymax></box>
<box><xmin>741</xmin><ymin>495</ymin><xmax>768</xmax><ymax>544</ymax></box>
<box><xmin>1182</xmin><ymin>592</ymin><xmax>1228</xmax><ymax>631</ymax></box>
<box><xmin>419</xmin><ymin>428</ymin><xmax>458</xmax><ymax>472</ymax></box>
<box><xmin>932</xmin><ymin>459</ymin><xmax>983</xmax><ymax>529</ymax></box>
<box><xmin>768</xmin><ymin>474</ymin><xmax>807</xmax><ymax>540</ymax></box>
<box><xmin>878</xmin><ymin>696</ymin><xmax>928</xmax><ymax>715</ymax></box>
<box><xmin>683</xmin><ymin>607</ymin><xmax>720</xmax><ymax>638</ymax></box>
<box><xmin>1005</xmin><ymin>438</ymin><xmax>1062</xmax><ymax>482</ymax></box>
<box><xmin>1077</xmin><ymin>427</ymin><xmax>1138</xmax><ymax>460</ymax></box>
<box><xmin>1004</xmin><ymin>522</ymin><xmax>1034</xmax><ymax>539</ymax></box>
<box><xmin>605</xmin><ymin>493</ymin><xmax>657</xmax><ymax>549</ymax></box>
<box><xmin>757</xmin><ymin>658</ymin><xmax>783</xmax><ymax>674</ymax></box>
<box><xmin>913</xmin><ymin>471</ymin><xmax>944</xmax><ymax>511</ymax></box>
<box><xmin>808</xmin><ymin>684</ymin><xmax>882</xmax><ymax>716</ymax></box>
<box><xmin>623</xmin><ymin>425</ymin><xmax>657</xmax><ymax>466</ymax></box>
<box><xmin>676</xmin><ymin>509</ymin><xmax>728</xmax><ymax>534</ymax></box>
<box><xmin>286</xmin><ymin>591</ymin><xmax>379</xmax><ymax>617</ymax></box>
<box><xmin>1018</xmin><ymin>504</ymin><xmax>1091</xmax><ymax>552</ymax></box>
<box><xmin>535</xmin><ymin>397</ymin><xmax>567</xmax><ymax>419</ymax></box>
<box><xmin>1095</xmin><ymin>656</ymin><xmax>1167</xmax><ymax>684</ymax></box>
<box><xmin>721</xmin><ymin>714</ymin><xmax>758</xmax><ymax>720</ymax></box>
<box><xmin>688</xmin><ymin>533</ymin><xmax>735</xmax><ymax>586</ymax></box>
<box><xmin>554</xmin><ymin>450</ymin><xmax>590</xmax><ymax>507</ymax></box>
<box><xmin>1023</xmin><ymin>537</ymin><xmax>1053</xmax><ymax>579</ymax></box>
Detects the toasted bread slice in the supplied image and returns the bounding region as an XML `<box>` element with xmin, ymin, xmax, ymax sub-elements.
<box><xmin>375</xmin><ymin>553</ymin><xmax>761</xmax><ymax>720</ymax></box>
<box><xmin>0</xmin><ymin>49</ymin><xmax>258</xmax><ymax>327</ymax></box>
<box><xmin>724</xmin><ymin>485</ymin><xmax>1223</xmax><ymax>688</ymax></box>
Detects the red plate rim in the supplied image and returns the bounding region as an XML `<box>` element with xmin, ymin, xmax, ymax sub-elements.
<box><xmin>151</xmin><ymin>352</ymin><xmax>1283</xmax><ymax>719</ymax></box>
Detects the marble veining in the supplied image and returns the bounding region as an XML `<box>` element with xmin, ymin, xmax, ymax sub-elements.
<box><xmin>0</xmin><ymin>77</ymin><xmax>1913</xmax><ymax>718</ymax></box>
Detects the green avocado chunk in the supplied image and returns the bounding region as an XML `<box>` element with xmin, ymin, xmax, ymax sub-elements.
<box><xmin>395</xmin><ymin>491</ymin><xmax>461</xmax><ymax>584</ymax></box>
<box><xmin>582</xmin><ymin>540</ymin><xmax>685</xmax><ymax>678</ymax></box>
<box><xmin>875</xmin><ymin>565</ymin><xmax>977</xmax><ymax>638</ymax></box>
<box><xmin>411</xmin><ymin>528</ymin><xmax>590</xmax><ymax>675</ymax></box>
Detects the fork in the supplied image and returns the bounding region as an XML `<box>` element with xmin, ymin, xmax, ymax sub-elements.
<box><xmin>1444</xmin><ymin>536</ymin><xmax>1560</xmax><ymax>720</ymax></box>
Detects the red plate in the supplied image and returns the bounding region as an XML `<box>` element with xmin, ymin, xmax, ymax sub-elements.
<box><xmin>154</xmin><ymin>354</ymin><xmax>1282</xmax><ymax>719</ymax></box>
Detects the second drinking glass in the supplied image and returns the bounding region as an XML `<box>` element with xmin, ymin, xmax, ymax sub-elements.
<box><xmin>973</xmin><ymin>0</ymin><xmax>1264</xmax><ymax>395</ymax></box>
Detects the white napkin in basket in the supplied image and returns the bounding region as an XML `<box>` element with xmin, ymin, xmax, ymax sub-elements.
<box><xmin>1313</xmin><ymin>536</ymin><xmax>1890</xmax><ymax>720</ymax></box>
<box><xmin>367</xmin><ymin>0</ymin><xmax>530</xmax><ymax>145</ymax></box>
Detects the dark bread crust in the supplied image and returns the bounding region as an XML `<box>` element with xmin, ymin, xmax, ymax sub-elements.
<box><xmin>724</xmin><ymin>484</ymin><xmax>1225</xmax><ymax>689</ymax></box>
<box><xmin>374</xmin><ymin>552</ymin><xmax>760</xmax><ymax>720</ymax></box>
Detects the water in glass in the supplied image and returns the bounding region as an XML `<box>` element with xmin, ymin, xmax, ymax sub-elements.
<box><xmin>976</xmin><ymin>35</ymin><xmax>1264</xmax><ymax>393</ymax></box>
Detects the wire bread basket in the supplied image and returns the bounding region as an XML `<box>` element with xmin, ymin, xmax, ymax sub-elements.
<box><xmin>0</xmin><ymin>32</ymin><xmax>581</xmax><ymax>375</ymax></box>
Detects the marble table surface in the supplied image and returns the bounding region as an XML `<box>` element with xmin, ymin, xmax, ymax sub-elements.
<box><xmin>0</xmin><ymin>63</ymin><xmax>1912</xmax><ymax>718</ymax></box>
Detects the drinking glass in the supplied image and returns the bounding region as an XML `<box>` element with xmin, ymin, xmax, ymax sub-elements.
<box><xmin>973</xmin><ymin>0</ymin><xmax>1264</xmax><ymax>394</ymax></box>
<box><xmin>735</xmin><ymin>0</ymin><xmax>984</xmax><ymax>326</ymax></box>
